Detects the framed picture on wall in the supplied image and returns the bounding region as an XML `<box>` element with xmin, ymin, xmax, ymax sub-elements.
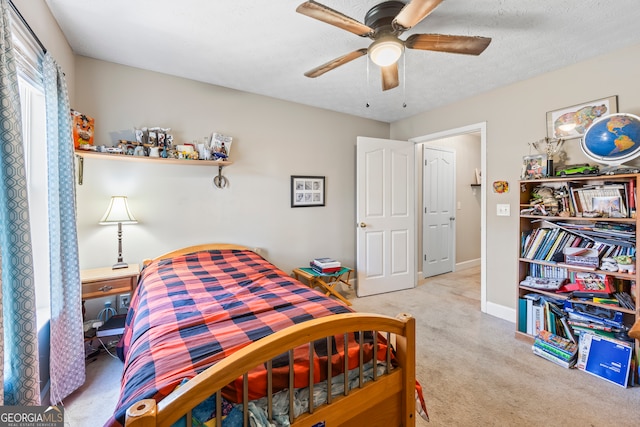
<box><xmin>291</xmin><ymin>176</ymin><xmax>325</xmax><ymax>207</ymax></box>
<box><xmin>546</xmin><ymin>95</ymin><xmax>618</xmax><ymax>140</ymax></box>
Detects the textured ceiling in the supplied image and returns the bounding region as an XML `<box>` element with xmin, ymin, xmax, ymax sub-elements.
<box><xmin>45</xmin><ymin>0</ymin><xmax>640</xmax><ymax>123</ymax></box>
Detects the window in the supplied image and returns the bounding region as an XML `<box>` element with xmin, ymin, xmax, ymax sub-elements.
<box><xmin>18</xmin><ymin>76</ymin><xmax>50</xmax><ymax>329</ymax></box>
<box><xmin>12</xmin><ymin>7</ymin><xmax>50</xmax><ymax>330</ymax></box>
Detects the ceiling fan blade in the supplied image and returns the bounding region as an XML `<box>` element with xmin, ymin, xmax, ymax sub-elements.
<box><xmin>381</xmin><ymin>63</ymin><xmax>399</xmax><ymax>91</ymax></box>
<box><xmin>393</xmin><ymin>0</ymin><xmax>444</xmax><ymax>31</ymax></box>
<box><xmin>296</xmin><ymin>1</ymin><xmax>373</xmax><ymax>37</ymax></box>
<box><xmin>304</xmin><ymin>48</ymin><xmax>368</xmax><ymax>78</ymax></box>
<box><xmin>405</xmin><ymin>33</ymin><xmax>492</xmax><ymax>55</ymax></box>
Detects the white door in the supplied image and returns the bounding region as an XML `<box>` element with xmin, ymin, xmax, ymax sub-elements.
<box><xmin>356</xmin><ymin>137</ymin><xmax>415</xmax><ymax>297</ymax></box>
<box><xmin>423</xmin><ymin>146</ymin><xmax>455</xmax><ymax>277</ymax></box>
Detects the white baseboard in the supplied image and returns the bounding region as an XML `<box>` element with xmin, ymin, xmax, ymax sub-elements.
<box><xmin>455</xmin><ymin>258</ymin><xmax>481</xmax><ymax>270</ymax></box>
<box><xmin>486</xmin><ymin>301</ymin><xmax>516</xmax><ymax>323</ymax></box>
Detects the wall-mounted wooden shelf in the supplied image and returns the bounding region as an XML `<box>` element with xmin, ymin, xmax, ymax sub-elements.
<box><xmin>74</xmin><ymin>150</ymin><xmax>233</xmax><ymax>188</ymax></box>
<box><xmin>74</xmin><ymin>150</ymin><xmax>233</xmax><ymax>167</ymax></box>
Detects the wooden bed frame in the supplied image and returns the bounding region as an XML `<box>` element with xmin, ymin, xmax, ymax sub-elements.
<box><xmin>126</xmin><ymin>244</ymin><xmax>418</xmax><ymax>427</ymax></box>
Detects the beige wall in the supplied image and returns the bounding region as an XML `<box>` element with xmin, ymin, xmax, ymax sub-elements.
<box><xmin>73</xmin><ymin>56</ymin><xmax>389</xmax><ymax>283</ymax></box>
<box><xmin>392</xmin><ymin>42</ymin><xmax>640</xmax><ymax>319</ymax></box>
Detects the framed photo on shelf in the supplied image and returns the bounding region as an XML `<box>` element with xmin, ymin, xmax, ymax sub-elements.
<box><xmin>291</xmin><ymin>175</ymin><xmax>325</xmax><ymax>207</ymax></box>
<box><xmin>592</xmin><ymin>195</ymin><xmax>623</xmax><ymax>216</ymax></box>
<box><xmin>546</xmin><ymin>95</ymin><xmax>618</xmax><ymax>140</ymax></box>
<box><xmin>521</xmin><ymin>154</ymin><xmax>547</xmax><ymax>179</ymax></box>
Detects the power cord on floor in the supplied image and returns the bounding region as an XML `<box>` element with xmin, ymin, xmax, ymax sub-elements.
<box><xmin>98</xmin><ymin>337</ymin><xmax>120</xmax><ymax>359</ymax></box>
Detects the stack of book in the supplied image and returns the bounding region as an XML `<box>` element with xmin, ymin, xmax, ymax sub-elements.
<box><xmin>519</xmin><ymin>294</ymin><xmax>575</xmax><ymax>341</ymax></box>
<box><xmin>520</xmin><ymin>220</ymin><xmax>636</xmax><ymax>265</ymax></box>
<box><xmin>532</xmin><ymin>329</ymin><xmax>578</xmax><ymax>369</ymax></box>
<box><xmin>310</xmin><ymin>257</ymin><xmax>341</xmax><ymax>274</ymax></box>
<box><xmin>563</xmin><ymin>300</ymin><xmax>626</xmax><ymax>340</ymax></box>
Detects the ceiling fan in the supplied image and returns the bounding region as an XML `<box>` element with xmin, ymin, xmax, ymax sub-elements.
<box><xmin>296</xmin><ymin>0</ymin><xmax>492</xmax><ymax>91</ymax></box>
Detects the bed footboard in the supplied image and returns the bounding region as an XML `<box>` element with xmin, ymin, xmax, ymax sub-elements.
<box><xmin>125</xmin><ymin>313</ymin><xmax>416</xmax><ymax>427</ymax></box>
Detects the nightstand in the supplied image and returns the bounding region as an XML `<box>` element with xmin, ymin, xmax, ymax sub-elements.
<box><xmin>80</xmin><ymin>264</ymin><xmax>140</xmax><ymax>300</ymax></box>
<box><xmin>292</xmin><ymin>267</ymin><xmax>352</xmax><ymax>306</ymax></box>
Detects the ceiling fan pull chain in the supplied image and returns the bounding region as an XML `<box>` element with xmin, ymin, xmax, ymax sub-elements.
<box><xmin>402</xmin><ymin>53</ymin><xmax>407</xmax><ymax>108</ymax></box>
<box><xmin>366</xmin><ymin>56</ymin><xmax>371</xmax><ymax>108</ymax></box>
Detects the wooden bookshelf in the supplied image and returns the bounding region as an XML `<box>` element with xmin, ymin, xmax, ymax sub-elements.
<box><xmin>517</xmin><ymin>174</ymin><xmax>639</xmax><ymax>373</ymax></box>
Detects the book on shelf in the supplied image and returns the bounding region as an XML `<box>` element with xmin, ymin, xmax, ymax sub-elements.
<box><xmin>534</xmin><ymin>228</ymin><xmax>558</xmax><ymax>260</ymax></box>
<box><xmin>526</xmin><ymin>297</ymin><xmax>534</xmax><ymax>335</ymax></box>
<box><xmin>571</xmin><ymin>326</ymin><xmax>618</xmax><ymax>340</ymax></box>
<box><xmin>613</xmin><ymin>292</ymin><xmax>636</xmax><ymax>310</ymax></box>
<box><xmin>629</xmin><ymin>178</ymin><xmax>636</xmax><ymax>214</ymax></box>
<box><xmin>592</xmin><ymin>297</ymin><xmax>620</xmax><ymax>306</ymax></box>
<box><xmin>518</xmin><ymin>298</ymin><xmax>528</xmax><ymax>333</ymax></box>
<box><xmin>544</xmin><ymin>230</ymin><xmax>568</xmax><ymax>261</ymax></box>
<box><xmin>567</xmin><ymin>319</ymin><xmax>614</xmax><ymax>332</ymax></box>
<box><xmin>532</xmin><ymin>304</ymin><xmax>544</xmax><ymax>336</ymax></box>
<box><xmin>522</xmin><ymin>228</ymin><xmax>546</xmax><ymax>259</ymax></box>
<box><xmin>559</xmin><ymin>316</ymin><xmax>577</xmax><ymax>343</ymax></box>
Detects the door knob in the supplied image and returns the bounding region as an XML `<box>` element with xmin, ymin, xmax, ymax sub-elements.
<box><xmin>358</xmin><ymin>222</ymin><xmax>367</xmax><ymax>228</ymax></box>
<box><xmin>450</xmin><ymin>217</ymin><xmax>456</xmax><ymax>221</ymax></box>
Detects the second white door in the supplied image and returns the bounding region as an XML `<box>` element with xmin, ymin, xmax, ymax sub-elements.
<box><xmin>423</xmin><ymin>146</ymin><xmax>455</xmax><ymax>277</ymax></box>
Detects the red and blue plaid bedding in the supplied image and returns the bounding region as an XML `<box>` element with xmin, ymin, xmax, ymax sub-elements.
<box><xmin>105</xmin><ymin>249</ymin><xmax>387</xmax><ymax>427</ymax></box>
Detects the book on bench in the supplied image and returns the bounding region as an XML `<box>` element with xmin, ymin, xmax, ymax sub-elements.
<box><xmin>96</xmin><ymin>314</ymin><xmax>126</xmax><ymax>337</ymax></box>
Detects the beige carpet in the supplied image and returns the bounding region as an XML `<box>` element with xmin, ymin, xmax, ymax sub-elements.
<box><xmin>64</xmin><ymin>266</ymin><xmax>640</xmax><ymax>426</ymax></box>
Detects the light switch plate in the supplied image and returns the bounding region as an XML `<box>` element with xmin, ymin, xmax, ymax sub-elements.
<box><xmin>497</xmin><ymin>204</ymin><xmax>510</xmax><ymax>216</ymax></box>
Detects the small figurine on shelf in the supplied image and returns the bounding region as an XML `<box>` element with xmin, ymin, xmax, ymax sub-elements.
<box><xmin>600</xmin><ymin>257</ymin><xmax>619</xmax><ymax>272</ymax></box>
<box><xmin>614</xmin><ymin>255</ymin><xmax>636</xmax><ymax>273</ymax></box>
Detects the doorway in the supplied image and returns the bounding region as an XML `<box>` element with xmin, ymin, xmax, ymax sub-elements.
<box><xmin>411</xmin><ymin>122</ymin><xmax>487</xmax><ymax>312</ymax></box>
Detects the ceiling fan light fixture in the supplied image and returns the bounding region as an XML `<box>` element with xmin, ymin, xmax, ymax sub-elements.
<box><xmin>368</xmin><ymin>37</ymin><xmax>404</xmax><ymax>67</ymax></box>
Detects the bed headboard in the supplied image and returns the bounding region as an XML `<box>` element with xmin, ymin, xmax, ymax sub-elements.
<box><xmin>142</xmin><ymin>243</ymin><xmax>252</xmax><ymax>267</ymax></box>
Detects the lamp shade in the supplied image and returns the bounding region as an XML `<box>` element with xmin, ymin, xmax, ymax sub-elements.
<box><xmin>99</xmin><ymin>196</ymin><xmax>137</xmax><ymax>225</ymax></box>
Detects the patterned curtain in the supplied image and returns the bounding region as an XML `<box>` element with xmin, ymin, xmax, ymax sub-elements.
<box><xmin>43</xmin><ymin>53</ymin><xmax>85</xmax><ymax>404</ymax></box>
<box><xmin>0</xmin><ymin>250</ymin><xmax>3</xmax><ymax>405</ymax></box>
<box><xmin>0</xmin><ymin>0</ymin><xmax>40</xmax><ymax>406</ymax></box>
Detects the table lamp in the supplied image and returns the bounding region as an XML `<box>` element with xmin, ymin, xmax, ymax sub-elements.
<box><xmin>100</xmin><ymin>196</ymin><xmax>137</xmax><ymax>269</ymax></box>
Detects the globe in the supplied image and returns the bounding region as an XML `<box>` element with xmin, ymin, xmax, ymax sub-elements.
<box><xmin>581</xmin><ymin>113</ymin><xmax>640</xmax><ymax>166</ymax></box>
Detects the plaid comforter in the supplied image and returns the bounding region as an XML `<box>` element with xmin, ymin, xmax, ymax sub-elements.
<box><xmin>106</xmin><ymin>249</ymin><xmax>386</xmax><ymax>427</ymax></box>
